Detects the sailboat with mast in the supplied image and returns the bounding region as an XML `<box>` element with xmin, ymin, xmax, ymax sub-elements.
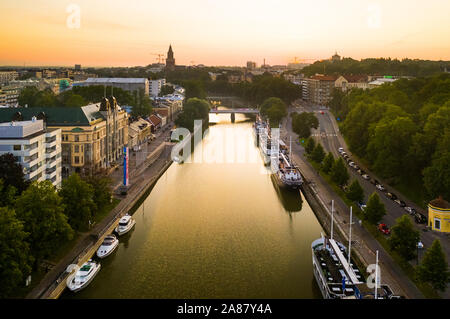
<box><xmin>311</xmin><ymin>202</ymin><xmax>400</xmax><ymax>299</ymax></box>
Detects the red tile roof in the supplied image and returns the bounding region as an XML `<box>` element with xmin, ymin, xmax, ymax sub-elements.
<box><xmin>148</xmin><ymin>114</ymin><xmax>161</xmax><ymax>126</ymax></box>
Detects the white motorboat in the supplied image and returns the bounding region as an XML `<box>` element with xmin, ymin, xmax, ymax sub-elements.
<box><xmin>115</xmin><ymin>214</ymin><xmax>136</xmax><ymax>236</ymax></box>
<box><xmin>96</xmin><ymin>234</ymin><xmax>119</xmax><ymax>258</ymax></box>
<box><xmin>67</xmin><ymin>260</ymin><xmax>101</xmax><ymax>292</ymax></box>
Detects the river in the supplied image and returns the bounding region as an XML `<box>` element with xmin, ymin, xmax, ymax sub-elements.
<box><xmin>63</xmin><ymin>112</ymin><xmax>324</xmax><ymax>298</ymax></box>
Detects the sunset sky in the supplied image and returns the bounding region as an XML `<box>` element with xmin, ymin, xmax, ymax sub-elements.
<box><xmin>1</xmin><ymin>0</ymin><xmax>450</xmax><ymax>67</ymax></box>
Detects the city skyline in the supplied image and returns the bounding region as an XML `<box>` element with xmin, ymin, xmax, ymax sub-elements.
<box><xmin>1</xmin><ymin>0</ymin><xmax>450</xmax><ymax>67</ymax></box>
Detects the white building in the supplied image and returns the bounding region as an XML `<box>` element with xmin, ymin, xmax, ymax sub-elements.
<box><xmin>149</xmin><ymin>79</ymin><xmax>166</xmax><ymax>97</ymax></box>
<box><xmin>0</xmin><ymin>71</ymin><xmax>19</xmax><ymax>85</ymax></box>
<box><xmin>82</xmin><ymin>78</ymin><xmax>150</xmax><ymax>96</ymax></box>
<box><xmin>0</xmin><ymin>119</ymin><xmax>62</xmax><ymax>187</ymax></box>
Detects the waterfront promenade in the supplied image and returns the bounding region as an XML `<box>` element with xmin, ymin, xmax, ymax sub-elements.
<box><xmin>26</xmin><ymin>126</ymin><xmax>174</xmax><ymax>299</ymax></box>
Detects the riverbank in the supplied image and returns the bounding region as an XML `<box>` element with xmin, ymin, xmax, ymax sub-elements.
<box><xmin>26</xmin><ymin>143</ymin><xmax>174</xmax><ymax>299</ymax></box>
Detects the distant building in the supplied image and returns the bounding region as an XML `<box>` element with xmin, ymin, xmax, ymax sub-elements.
<box><xmin>81</xmin><ymin>78</ymin><xmax>150</xmax><ymax>96</ymax></box>
<box><xmin>0</xmin><ymin>85</ymin><xmax>20</xmax><ymax>107</ymax></box>
<box><xmin>0</xmin><ymin>119</ymin><xmax>62</xmax><ymax>187</ymax></box>
<box><xmin>331</xmin><ymin>52</ymin><xmax>341</xmax><ymax>62</ymax></box>
<box><xmin>302</xmin><ymin>75</ymin><xmax>338</xmax><ymax>105</ymax></box>
<box><xmin>149</xmin><ymin>78</ymin><xmax>166</xmax><ymax>97</ymax></box>
<box><xmin>74</xmin><ymin>64</ymin><xmax>81</xmax><ymax>71</ymax></box>
<box><xmin>246</xmin><ymin>61</ymin><xmax>257</xmax><ymax>70</ymax></box>
<box><xmin>166</xmin><ymin>45</ymin><xmax>176</xmax><ymax>71</ymax></box>
<box><xmin>128</xmin><ymin>118</ymin><xmax>151</xmax><ymax>151</ymax></box>
<box><xmin>0</xmin><ymin>71</ymin><xmax>19</xmax><ymax>85</ymax></box>
<box><xmin>367</xmin><ymin>77</ymin><xmax>397</xmax><ymax>89</ymax></box>
<box><xmin>335</xmin><ymin>75</ymin><xmax>369</xmax><ymax>91</ymax></box>
<box><xmin>428</xmin><ymin>197</ymin><xmax>450</xmax><ymax>233</ymax></box>
<box><xmin>147</xmin><ymin>114</ymin><xmax>162</xmax><ymax>132</ymax></box>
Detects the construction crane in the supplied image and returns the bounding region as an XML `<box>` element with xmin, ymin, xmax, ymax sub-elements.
<box><xmin>150</xmin><ymin>53</ymin><xmax>165</xmax><ymax>64</ymax></box>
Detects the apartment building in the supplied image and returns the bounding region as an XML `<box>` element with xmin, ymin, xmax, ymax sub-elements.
<box><xmin>0</xmin><ymin>96</ymin><xmax>128</xmax><ymax>177</ymax></box>
<box><xmin>0</xmin><ymin>119</ymin><xmax>62</xmax><ymax>187</ymax></box>
<box><xmin>0</xmin><ymin>85</ymin><xmax>20</xmax><ymax>106</ymax></box>
<box><xmin>302</xmin><ymin>75</ymin><xmax>338</xmax><ymax>105</ymax></box>
<box><xmin>82</xmin><ymin>78</ymin><xmax>150</xmax><ymax>96</ymax></box>
<box><xmin>149</xmin><ymin>79</ymin><xmax>166</xmax><ymax>97</ymax></box>
<box><xmin>0</xmin><ymin>71</ymin><xmax>19</xmax><ymax>85</ymax></box>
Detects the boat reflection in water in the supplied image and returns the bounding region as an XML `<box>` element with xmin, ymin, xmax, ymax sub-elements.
<box><xmin>270</xmin><ymin>174</ymin><xmax>303</xmax><ymax>213</ymax></box>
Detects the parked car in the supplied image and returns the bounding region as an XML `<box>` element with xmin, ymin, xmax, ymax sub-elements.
<box><xmin>338</xmin><ymin>147</ymin><xmax>344</xmax><ymax>153</ymax></box>
<box><xmin>414</xmin><ymin>212</ymin><xmax>427</xmax><ymax>224</ymax></box>
<box><xmin>378</xmin><ymin>223</ymin><xmax>390</xmax><ymax>235</ymax></box>
<box><xmin>349</xmin><ymin>161</ymin><xmax>355</xmax><ymax>167</ymax></box>
<box><xmin>404</xmin><ymin>206</ymin><xmax>416</xmax><ymax>215</ymax></box>
<box><xmin>376</xmin><ymin>184</ymin><xmax>386</xmax><ymax>192</ymax></box>
<box><xmin>393</xmin><ymin>199</ymin><xmax>405</xmax><ymax>207</ymax></box>
<box><xmin>362</xmin><ymin>174</ymin><xmax>370</xmax><ymax>180</ymax></box>
<box><xmin>369</xmin><ymin>178</ymin><xmax>377</xmax><ymax>185</ymax></box>
<box><xmin>353</xmin><ymin>165</ymin><xmax>360</xmax><ymax>170</ymax></box>
<box><xmin>417</xmin><ymin>241</ymin><xmax>424</xmax><ymax>249</ymax></box>
<box><xmin>385</xmin><ymin>192</ymin><xmax>397</xmax><ymax>200</ymax></box>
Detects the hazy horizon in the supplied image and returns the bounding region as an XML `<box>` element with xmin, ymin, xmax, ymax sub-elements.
<box><xmin>1</xmin><ymin>0</ymin><xmax>450</xmax><ymax>67</ymax></box>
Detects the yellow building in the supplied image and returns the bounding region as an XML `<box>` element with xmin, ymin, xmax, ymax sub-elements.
<box><xmin>428</xmin><ymin>197</ymin><xmax>450</xmax><ymax>233</ymax></box>
<box><xmin>0</xmin><ymin>96</ymin><xmax>129</xmax><ymax>177</ymax></box>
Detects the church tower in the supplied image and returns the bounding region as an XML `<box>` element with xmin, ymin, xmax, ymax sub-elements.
<box><xmin>166</xmin><ymin>44</ymin><xmax>175</xmax><ymax>71</ymax></box>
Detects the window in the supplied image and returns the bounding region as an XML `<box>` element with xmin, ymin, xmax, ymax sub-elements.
<box><xmin>75</xmin><ymin>135</ymin><xmax>79</xmax><ymax>142</ymax></box>
<box><xmin>434</xmin><ymin>218</ymin><xmax>441</xmax><ymax>230</ymax></box>
<box><xmin>74</xmin><ymin>145</ymin><xmax>79</xmax><ymax>153</ymax></box>
<box><xmin>13</xmin><ymin>145</ymin><xmax>21</xmax><ymax>150</ymax></box>
<box><xmin>74</xmin><ymin>156</ymin><xmax>79</xmax><ymax>164</ymax></box>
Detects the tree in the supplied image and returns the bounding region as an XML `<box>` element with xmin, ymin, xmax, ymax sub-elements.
<box><xmin>160</xmin><ymin>84</ymin><xmax>175</xmax><ymax>96</ymax></box>
<box><xmin>330</xmin><ymin>158</ymin><xmax>349</xmax><ymax>186</ymax></box>
<box><xmin>0</xmin><ymin>153</ymin><xmax>29</xmax><ymax>194</ymax></box>
<box><xmin>347</xmin><ymin>180</ymin><xmax>365</xmax><ymax>203</ymax></box>
<box><xmin>0</xmin><ymin>179</ymin><xmax>17</xmax><ymax>208</ymax></box>
<box><xmin>64</xmin><ymin>94</ymin><xmax>86</xmax><ymax>107</ymax></box>
<box><xmin>292</xmin><ymin>112</ymin><xmax>319</xmax><ymax>138</ymax></box>
<box><xmin>260</xmin><ymin>97</ymin><xmax>287</xmax><ymax>127</ymax></box>
<box><xmin>423</xmin><ymin>151</ymin><xmax>450</xmax><ymax>201</ymax></box>
<box><xmin>416</xmin><ymin>239</ymin><xmax>450</xmax><ymax>291</ymax></box>
<box><xmin>15</xmin><ymin>181</ymin><xmax>73</xmax><ymax>262</ymax></box>
<box><xmin>304</xmin><ymin>137</ymin><xmax>315</xmax><ymax>155</ymax></box>
<box><xmin>175</xmin><ymin>98</ymin><xmax>210</xmax><ymax>132</ymax></box>
<box><xmin>131</xmin><ymin>89</ymin><xmax>153</xmax><ymax>117</ymax></box>
<box><xmin>182</xmin><ymin>80</ymin><xmax>206</xmax><ymax>99</ymax></box>
<box><xmin>389</xmin><ymin>215</ymin><xmax>420</xmax><ymax>260</ymax></box>
<box><xmin>311</xmin><ymin>143</ymin><xmax>325</xmax><ymax>163</ymax></box>
<box><xmin>59</xmin><ymin>173</ymin><xmax>96</xmax><ymax>231</ymax></box>
<box><xmin>364</xmin><ymin>192</ymin><xmax>386</xmax><ymax>224</ymax></box>
<box><xmin>18</xmin><ymin>86</ymin><xmax>39</xmax><ymax>107</ymax></box>
<box><xmin>0</xmin><ymin>207</ymin><xmax>33</xmax><ymax>298</ymax></box>
<box><xmin>322</xmin><ymin>152</ymin><xmax>334</xmax><ymax>174</ymax></box>
<box><xmin>82</xmin><ymin>170</ymin><xmax>112</xmax><ymax>213</ymax></box>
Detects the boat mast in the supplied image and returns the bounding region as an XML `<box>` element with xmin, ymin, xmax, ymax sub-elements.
<box><xmin>375</xmin><ymin>250</ymin><xmax>379</xmax><ymax>299</ymax></box>
<box><xmin>348</xmin><ymin>206</ymin><xmax>353</xmax><ymax>266</ymax></box>
<box><xmin>331</xmin><ymin>200</ymin><xmax>334</xmax><ymax>240</ymax></box>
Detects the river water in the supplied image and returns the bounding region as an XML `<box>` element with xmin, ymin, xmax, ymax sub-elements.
<box><xmin>63</xmin><ymin>113</ymin><xmax>323</xmax><ymax>299</ymax></box>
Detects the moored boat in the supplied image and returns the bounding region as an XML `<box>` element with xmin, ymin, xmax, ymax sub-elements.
<box><xmin>115</xmin><ymin>214</ymin><xmax>136</xmax><ymax>236</ymax></box>
<box><xmin>96</xmin><ymin>234</ymin><xmax>119</xmax><ymax>258</ymax></box>
<box><xmin>67</xmin><ymin>260</ymin><xmax>101</xmax><ymax>292</ymax></box>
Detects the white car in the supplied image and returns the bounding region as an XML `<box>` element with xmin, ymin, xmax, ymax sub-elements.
<box><xmin>362</xmin><ymin>174</ymin><xmax>370</xmax><ymax>180</ymax></box>
<box><xmin>417</xmin><ymin>241</ymin><xmax>424</xmax><ymax>249</ymax></box>
<box><xmin>338</xmin><ymin>147</ymin><xmax>344</xmax><ymax>153</ymax></box>
<box><xmin>404</xmin><ymin>206</ymin><xmax>415</xmax><ymax>214</ymax></box>
<box><xmin>349</xmin><ymin>161</ymin><xmax>355</xmax><ymax>167</ymax></box>
<box><xmin>376</xmin><ymin>184</ymin><xmax>386</xmax><ymax>191</ymax></box>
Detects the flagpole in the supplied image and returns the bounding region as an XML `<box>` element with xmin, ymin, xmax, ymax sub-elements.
<box><xmin>331</xmin><ymin>200</ymin><xmax>334</xmax><ymax>240</ymax></box>
<box><xmin>375</xmin><ymin>250</ymin><xmax>379</xmax><ymax>299</ymax></box>
<box><xmin>348</xmin><ymin>206</ymin><xmax>352</xmax><ymax>266</ymax></box>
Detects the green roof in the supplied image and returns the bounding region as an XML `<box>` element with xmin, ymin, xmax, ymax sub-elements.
<box><xmin>0</xmin><ymin>105</ymin><xmax>103</xmax><ymax>126</ymax></box>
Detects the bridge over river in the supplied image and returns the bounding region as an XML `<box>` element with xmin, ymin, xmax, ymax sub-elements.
<box><xmin>209</xmin><ymin>108</ymin><xmax>259</xmax><ymax>122</ymax></box>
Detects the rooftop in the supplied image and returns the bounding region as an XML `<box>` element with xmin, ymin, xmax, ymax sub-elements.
<box><xmin>429</xmin><ymin>197</ymin><xmax>450</xmax><ymax>209</ymax></box>
<box><xmin>85</xmin><ymin>78</ymin><xmax>148</xmax><ymax>84</ymax></box>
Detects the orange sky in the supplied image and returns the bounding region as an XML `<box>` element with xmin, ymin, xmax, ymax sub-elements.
<box><xmin>1</xmin><ymin>0</ymin><xmax>450</xmax><ymax>67</ymax></box>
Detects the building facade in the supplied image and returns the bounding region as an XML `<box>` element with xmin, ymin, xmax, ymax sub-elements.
<box><xmin>0</xmin><ymin>85</ymin><xmax>20</xmax><ymax>106</ymax></box>
<box><xmin>428</xmin><ymin>198</ymin><xmax>450</xmax><ymax>233</ymax></box>
<box><xmin>0</xmin><ymin>71</ymin><xmax>19</xmax><ymax>85</ymax></box>
<box><xmin>81</xmin><ymin>78</ymin><xmax>150</xmax><ymax>96</ymax></box>
<box><xmin>149</xmin><ymin>79</ymin><xmax>166</xmax><ymax>97</ymax></box>
<box><xmin>0</xmin><ymin>97</ymin><xmax>129</xmax><ymax>178</ymax></box>
<box><xmin>302</xmin><ymin>75</ymin><xmax>337</xmax><ymax>105</ymax></box>
<box><xmin>0</xmin><ymin>119</ymin><xmax>62</xmax><ymax>187</ymax></box>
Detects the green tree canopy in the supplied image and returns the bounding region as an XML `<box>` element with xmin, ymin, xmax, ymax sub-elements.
<box><xmin>364</xmin><ymin>192</ymin><xmax>386</xmax><ymax>224</ymax></box>
<box><xmin>304</xmin><ymin>137</ymin><xmax>315</xmax><ymax>155</ymax></box>
<box><xmin>330</xmin><ymin>157</ymin><xmax>350</xmax><ymax>186</ymax></box>
<box><xmin>260</xmin><ymin>97</ymin><xmax>287</xmax><ymax>128</ymax></box>
<box><xmin>15</xmin><ymin>181</ymin><xmax>74</xmax><ymax>262</ymax></box>
<box><xmin>160</xmin><ymin>84</ymin><xmax>175</xmax><ymax>96</ymax></box>
<box><xmin>389</xmin><ymin>214</ymin><xmax>420</xmax><ymax>260</ymax></box>
<box><xmin>59</xmin><ymin>173</ymin><xmax>96</xmax><ymax>231</ymax></box>
<box><xmin>416</xmin><ymin>239</ymin><xmax>450</xmax><ymax>291</ymax></box>
<box><xmin>311</xmin><ymin>143</ymin><xmax>325</xmax><ymax>163</ymax></box>
<box><xmin>321</xmin><ymin>152</ymin><xmax>335</xmax><ymax>174</ymax></box>
<box><xmin>347</xmin><ymin>180</ymin><xmax>364</xmax><ymax>203</ymax></box>
<box><xmin>175</xmin><ymin>98</ymin><xmax>210</xmax><ymax>132</ymax></box>
<box><xmin>292</xmin><ymin>112</ymin><xmax>318</xmax><ymax>138</ymax></box>
<box><xmin>0</xmin><ymin>207</ymin><xmax>33</xmax><ymax>298</ymax></box>
<box><xmin>0</xmin><ymin>153</ymin><xmax>29</xmax><ymax>194</ymax></box>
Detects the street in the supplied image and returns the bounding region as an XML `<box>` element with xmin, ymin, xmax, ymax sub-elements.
<box><xmin>290</xmin><ymin>99</ymin><xmax>450</xmax><ymax>297</ymax></box>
